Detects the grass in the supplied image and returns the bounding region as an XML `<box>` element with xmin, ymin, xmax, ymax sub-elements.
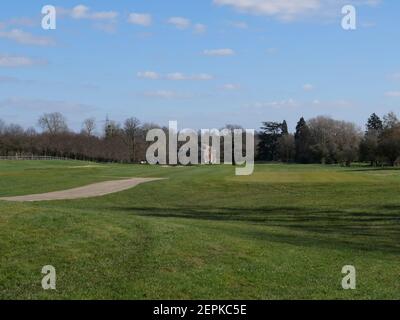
<box><xmin>0</xmin><ymin>160</ymin><xmax>399</xmax><ymax>299</ymax></box>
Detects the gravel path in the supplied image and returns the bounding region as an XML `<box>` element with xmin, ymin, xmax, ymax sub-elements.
<box><xmin>0</xmin><ymin>178</ymin><xmax>164</xmax><ymax>202</ymax></box>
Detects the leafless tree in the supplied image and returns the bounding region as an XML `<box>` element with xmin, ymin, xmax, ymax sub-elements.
<box><xmin>383</xmin><ymin>111</ymin><xmax>399</xmax><ymax>129</ymax></box>
<box><xmin>123</xmin><ymin>117</ymin><xmax>141</xmax><ymax>162</ymax></box>
<box><xmin>82</xmin><ymin>118</ymin><xmax>96</xmax><ymax>136</ymax></box>
<box><xmin>38</xmin><ymin>112</ymin><xmax>68</xmax><ymax>135</ymax></box>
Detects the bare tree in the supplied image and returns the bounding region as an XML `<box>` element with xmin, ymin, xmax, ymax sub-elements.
<box><xmin>82</xmin><ymin>118</ymin><xmax>96</xmax><ymax>136</ymax></box>
<box><xmin>38</xmin><ymin>112</ymin><xmax>68</xmax><ymax>135</ymax></box>
<box><xmin>104</xmin><ymin>118</ymin><xmax>121</xmax><ymax>139</ymax></box>
<box><xmin>123</xmin><ymin>117</ymin><xmax>141</xmax><ymax>162</ymax></box>
<box><xmin>383</xmin><ymin>111</ymin><xmax>399</xmax><ymax>129</ymax></box>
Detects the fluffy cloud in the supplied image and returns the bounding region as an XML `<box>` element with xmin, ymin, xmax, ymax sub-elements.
<box><xmin>128</xmin><ymin>13</ymin><xmax>152</xmax><ymax>26</ymax></box>
<box><xmin>203</xmin><ymin>48</ymin><xmax>235</xmax><ymax>56</ymax></box>
<box><xmin>0</xmin><ymin>54</ymin><xmax>46</xmax><ymax>67</ymax></box>
<box><xmin>214</xmin><ymin>0</ymin><xmax>320</xmax><ymax>21</ymax></box>
<box><xmin>213</xmin><ymin>0</ymin><xmax>381</xmax><ymax>22</ymax></box>
<box><xmin>166</xmin><ymin>73</ymin><xmax>213</xmax><ymax>81</ymax></box>
<box><xmin>0</xmin><ymin>29</ymin><xmax>54</xmax><ymax>46</ymax></box>
<box><xmin>167</xmin><ymin>17</ymin><xmax>206</xmax><ymax>34</ymax></box>
<box><xmin>63</xmin><ymin>5</ymin><xmax>118</xmax><ymax>21</ymax></box>
<box><xmin>168</xmin><ymin>17</ymin><xmax>191</xmax><ymax>29</ymax></box>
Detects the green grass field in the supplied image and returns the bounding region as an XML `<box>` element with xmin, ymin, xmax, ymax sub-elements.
<box><xmin>0</xmin><ymin>161</ymin><xmax>399</xmax><ymax>299</ymax></box>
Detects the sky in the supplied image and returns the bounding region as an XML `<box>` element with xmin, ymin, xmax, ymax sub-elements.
<box><xmin>0</xmin><ymin>0</ymin><xmax>399</xmax><ymax>133</ymax></box>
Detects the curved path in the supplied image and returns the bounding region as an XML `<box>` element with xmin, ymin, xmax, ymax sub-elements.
<box><xmin>0</xmin><ymin>178</ymin><xmax>164</xmax><ymax>202</ymax></box>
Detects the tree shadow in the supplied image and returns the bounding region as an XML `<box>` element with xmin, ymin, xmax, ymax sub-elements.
<box><xmin>108</xmin><ymin>204</ymin><xmax>400</xmax><ymax>255</ymax></box>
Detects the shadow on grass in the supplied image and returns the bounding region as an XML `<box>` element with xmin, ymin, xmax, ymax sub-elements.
<box><xmin>108</xmin><ymin>204</ymin><xmax>400</xmax><ymax>254</ymax></box>
<box><xmin>348</xmin><ymin>167</ymin><xmax>400</xmax><ymax>172</ymax></box>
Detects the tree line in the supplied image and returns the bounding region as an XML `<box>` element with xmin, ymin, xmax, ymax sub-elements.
<box><xmin>0</xmin><ymin>113</ymin><xmax>246</xmax><ymax>163</ymax></box>
<box><xmin>1</xmin><ymin>111</ymin><xmax>400</xmax><ymax>166</ymax></box>
<box><xmin>256</xmin><ymin>112</ymin><xmax>400</xmax><ymax>166</ymax></box>
<box><xmin>0</xmin><ymin>113</ymin><xmax>154</xmax><ymax>162</ymax></box>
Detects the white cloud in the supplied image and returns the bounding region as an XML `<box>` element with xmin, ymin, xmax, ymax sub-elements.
<box><xmin>128</xmin><ymin>13</ymin><xmax>152</xmax><ymax>26</ymax></box>
<box><xmin>166</xmin><ymin>72</ymin><xmax>214</xmax><ymax>81</ymax></box>
<box><xmin>203</xmin><ymin>48</ymin><xmax>235</xmax><ymax>56</ymax></box>
<box><xmin>166</xmin><ymin>72</ymin><xmax>187</xmax><ymax>81</ymax></box>
<box><xmin>137</xmin><ymin>71</ymin><xmax>213</xmax><ymax>81</ymax></box>
<box><xmin>222</xmin><ymin>83</ymin><xmax>241</xmax><ymax>90</ymax></box>
<box><xmin>168</xmin><ymin>17</ymin><xmax>191</xmax><ymax>29</ymax></box>
<box><xmin>67</xmin><ymin>5</ymin><xmax>118</xmax><ymax>21</ymax></box>
<box><xmin>303</xmin><ymin>83</ymin><xmax>314</xmax><ymax>91</ymax></box>
<box><xmin>213</xmin><ymin>0</ymin><xmax>381</xmax><ymax>22</ymax></box>
<box><xmin>0</xmin><ymin>29</ymin><xmax>54</xmax><ymax>46</ymax></box>
<box><xmin>137</xmin><ymin>71</ymin><xmax>160</xmax><ymax>79</ymax></box>
<box><xmin>385</xmin><ymin>91</ymin><xmax>400</xmax><ymax>97</ymax></box>
<box><xmin>214</xmin><ymin>0</ymin><xmax>321</xmax><ymax>21</ymax></box>
<box><xmin>266</xmin><ymin>47</ymin><xmax>278</xmax><ymax>54</ymax></box>
<box><xmin>0</xmin><ymin>54</ymin><xmax>46</xmax><ymax>67</ymax></box>
<box><xmin>167</xmin><ymin>17</ymin><xmax>206</xmax><ymax>34</ymax></box>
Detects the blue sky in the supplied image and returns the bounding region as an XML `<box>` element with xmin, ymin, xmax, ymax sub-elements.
<box><xmin>0</xmin><ymin>0</ymin><xmax>399</xmax><ymax>132</ymax></box>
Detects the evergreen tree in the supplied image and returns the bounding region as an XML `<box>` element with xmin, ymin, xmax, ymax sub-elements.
<box><xmin>282</xmin><ymin>120</ymin><xmax>289</xmax><ymax>135</ymax></box>
<box><xmin>366</xmin><ymin>113</ymin><xmax>383</xmax><ymax>132</ymax></box>
<box><xmin>257</xmin><ymin>122</ymin><xmax>285</xmax><ymax>161</ymax></box>
<box><xmin>360</xmin><ymin>113</ymin><xmax>383</xmax><ymax>166</ymax></box>
<box><xmin>294</xmin><ymin>117</ymin><xmax>312</xmax><ymax>163</ymax></box>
